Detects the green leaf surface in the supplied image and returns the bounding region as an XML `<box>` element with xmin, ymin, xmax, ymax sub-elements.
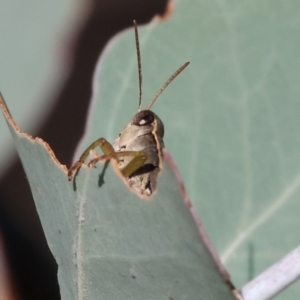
<box><xmin>77</xmin><ymin>1</ymin><xmax>300</xmax><ymax>298</ymax></box>
<box><xmin>1</xmin><ymin>96</ymin><xmax>237</xmax><ymax>299</ymax></box>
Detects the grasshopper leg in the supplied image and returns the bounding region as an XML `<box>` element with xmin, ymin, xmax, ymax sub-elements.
<box><xmin>88</xmin><ymin>150</ymin><xmax>147</xmax><ymax>177</ymax></box>
<box><xmin>68</xmin><ymin>138</ymin><xmax>148</xmax><ymax>180</ymax></box>
<box><xmin>68</xmin><ymin>138</ymin><xmax>114</xmax><ymax>180</ymax></box>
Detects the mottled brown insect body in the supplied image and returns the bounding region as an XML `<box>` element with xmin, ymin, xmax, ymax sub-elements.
<box><xmin>113</xmin><ymin>110</ymin><xmax>164</xmax><ymax>195</ymax></box>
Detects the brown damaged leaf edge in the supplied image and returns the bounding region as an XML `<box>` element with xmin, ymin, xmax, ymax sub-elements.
<box><xmin>0</xmin><ymin>93</ymin><xmax>66</xmax><ymax>172</ymax></box>
<box><xmin>164</xmin><ymin>151</ymin><xmax>244</xmax><ymax>300</ymax></box>
<box><xmin>0</xmin><ymin>93</ymin><xmax>139</xmax><ymax>198</ymax></box>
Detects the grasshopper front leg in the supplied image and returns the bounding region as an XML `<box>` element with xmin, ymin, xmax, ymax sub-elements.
<box><xmin>68</xmin><ymin>138</ymin><xmax>147</xmax><ymax>180</ymax></box>
<box><xmin>68</xmin><ymin>138</ymin><xmax>114</xmax><ymax>180</ymax></box>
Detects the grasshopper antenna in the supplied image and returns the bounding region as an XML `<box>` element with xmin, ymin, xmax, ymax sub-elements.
<box><xmin>133</xmin><ymin>20</ymin><xmax>143</xmax><ymax>112</ymax></box>
<box><xmin>146</xmin><ymin>62</ymin><xmax>190</xmax><ymax>110</ymax></box>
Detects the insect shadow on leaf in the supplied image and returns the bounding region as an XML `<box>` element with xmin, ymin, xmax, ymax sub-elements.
<box><xmin>71</xmin><ymin>155</ymin><xmax>111</xmax><ymax>191</ymax></box>
<box><xmin>72</xmin><ymin>168</ymin><xmax>79</xmax><ymax>191</ymax></box>
<box><xmin>98</xmin><ymin>160</ymin><xmax>110</xmax><ymax>187</ymax></box>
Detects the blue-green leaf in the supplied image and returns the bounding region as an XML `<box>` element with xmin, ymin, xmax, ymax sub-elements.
<box><xmin>1</xmin><ymin>96</ymin><xmax>238</xmax><ymax>299</ymax></box>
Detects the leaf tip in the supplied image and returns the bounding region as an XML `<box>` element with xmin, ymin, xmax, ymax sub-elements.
<box><xmin>0</xmin><ymin>94</ymin><xmax>68</xmax><ymax>173</ymax></box>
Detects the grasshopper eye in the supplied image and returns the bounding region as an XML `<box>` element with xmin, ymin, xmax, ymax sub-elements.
<box><xmin>132</xmin><ymin>110</ymin><xmax>154</xmax><ymax>126</ymax></box>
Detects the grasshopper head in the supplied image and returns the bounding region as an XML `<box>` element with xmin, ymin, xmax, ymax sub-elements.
<box><xmin>113</xmin><ymin>109</ymin><xmax>164</xmax><ymax>153</ymax></box>
<box><xmin>131</xmin><ymin>109</ymin><xmax>164</xmax><ymax>138</ymax></box>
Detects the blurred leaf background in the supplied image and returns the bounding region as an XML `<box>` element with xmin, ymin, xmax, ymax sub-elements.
<box><xmin>0</xmin><ymin>0</ymin><xmax>77</xmax><ymax>173</ymax></box>
<box><xmin>1</xmin><ymin>0</ymin><xmax>300</xmax><ymax>299</ymax></box>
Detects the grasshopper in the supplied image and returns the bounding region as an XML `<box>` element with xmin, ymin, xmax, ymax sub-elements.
<box><xmin>68</xmin><ymin>21</ymin><xmax>189</xmax><ymax>196</ymax></box>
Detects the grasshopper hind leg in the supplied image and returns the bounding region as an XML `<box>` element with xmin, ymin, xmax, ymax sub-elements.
<box><xmin>68</xmin><ymin>137</ymin><xmax>148</xmax><ymax>183</ymax></box>
<box><xmin>88</xmin><ymin>150</ymin><xmax>148</xmax><ymax>178</ymax></box>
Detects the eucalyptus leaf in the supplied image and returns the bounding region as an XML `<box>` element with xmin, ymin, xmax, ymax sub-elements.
<box><xmin>1</xmin><ymin>96</ymin><xmax>238</xmax><ymax>299</ymax></box>
<box><xmin>77</xmin><ymin>1</ymin><xmax>300</xmax><ymax>298</ymax></box>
